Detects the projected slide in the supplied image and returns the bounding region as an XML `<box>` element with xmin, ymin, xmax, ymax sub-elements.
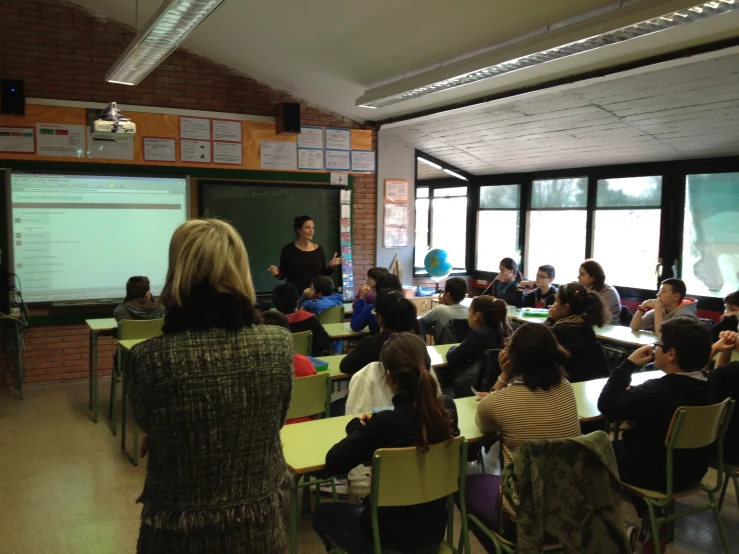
<box><xmin>10</xmin><ymin>173</ymin><xmax>188</xmax><ymax>303</ymax></box>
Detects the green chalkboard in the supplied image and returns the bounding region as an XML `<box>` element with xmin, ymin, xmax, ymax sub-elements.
<box><xmin>200</xmin><ymin>181</ymin><xmax>340</xmax><ymax>293</ymax></box>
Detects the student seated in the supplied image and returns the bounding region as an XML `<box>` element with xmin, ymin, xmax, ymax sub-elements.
<box><xmin>486</xmin><ymin>257</ymin><xmax>522</xmax><ymax>305</ymax></box>
<box><xmin>312</xmin><ymin>333</ymin><xmax>459</xmax><ymax>554</ymax></box>
<box><xmin>470</xmin><ymin>324</ymin><xmax>581</xmax><ymax>539</ymax></box>
<box><xmin>113</xmin><ymin>276</ymin><xmax>162</xmax><ymax>322</ymax></box>
<box><xmin>272</xmin><ymin>282</ymin><xmax>330</xmax><ymax>357</ymax></box>
<box><xmin>298</xmin><ymin>275</ymin><xmax>343</xmax><ymax>315</ymax></box>
<box><xmin>261</xmin><ymin>310</ymin><xmax>317</xmax><ymax>424</ymax></box>
<box><xmin>598</xmin><ymin>317</ymin><xmax>716</xmax><ymax>493</ymax></box>
<box><xmin>578</xmin><ymin>259</ymin><xmax>621</xmax><ymax>325</ymax></box>
<box><xmin>546</xmin><ymin>282</ymin><xmax>609</xmax><ymax>382</ymax></box>
<box><xmin>420</xmin><ymin>276</ymin><xmax>469</xmax><ymax>343</ymax></box>
<box><xmin>350</xmin><ymin>273</ymin><xmax>403</xmax><ymax>334</ymax></box>
<box><xmin>707</xmin><ymin>330</ymin><xmax>739</xmax><ymax>464</ymax></box>
<box><xmin>711</xmin><ymin>290</ymin><xmax>739</xmax><ymax>342</ymax></box>
<box><xmin>442</xmin><ymin>296</ymin><xmax>511</xmax><ymax>396</ymax></box>
<box><xmin>522</xmin><ymin>264</ymin><xmax>557</xmax><ymax>308</ymax></box>
<box><xmin>353</xmin><ymin>266</ymin><xmax>388</xmax><ymax>310</ymax></box>
<box><xmin>340</xmin><ymin>289</ymin><xmax>417</xmax><ymax>376</ymax></box>
<box><xmin>631</xmin><ymin>278</ymin><xmax>697</xmax><ymax>333</ymax></box>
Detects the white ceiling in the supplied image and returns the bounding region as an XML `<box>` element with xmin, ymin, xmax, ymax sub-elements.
<box><xmin>69</xmin><ymin>0</ymin><xmax>739</xmax><ymax>123</ymax></box>
<box><xmin>385</xmin><ymin>48</ymin><xmax>739</xmax><ymax>174</ymax></box>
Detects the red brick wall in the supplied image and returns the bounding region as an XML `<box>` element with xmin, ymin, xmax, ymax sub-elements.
<box><xmin>0</xmin><ymin>0</ymin><xmax>377</xmax><ymax>387</ymax></box>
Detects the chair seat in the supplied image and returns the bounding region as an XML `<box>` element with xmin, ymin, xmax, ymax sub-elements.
<box><xmin>488</xmin><ymin>528</ymin><xmax>562</xmax><ymax>551</ymax></box>
<box><xmin>710</xmin><ymin>460</ymin><xmax>739</xmax><ymax>472</ymax></box>
<box><xmin>621</xmin><ymin>481</ymin><xmax>703</xmax><ymax>500</ymax></box>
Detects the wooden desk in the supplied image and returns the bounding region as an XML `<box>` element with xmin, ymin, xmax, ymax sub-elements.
<box><xmin>506</xmin><ymin>306</ymin><xmax>656</xmax><ymax>348</ymax></box>
<box><xmin>323</xmin><ymin>322</ymin><xmax>369</xmax><ymax>340</ymax></box>
<box><xmin>0</xmin><ymin>314</ymin><xmax>24</xmax><ymax>400</ymax></box>
<box><xmin>573</xmin><ymin>370</ymin><xmax>663</xmax><ymax>421</ymax></box>
<box><xmin>85</xmin><ymin>318</ymin><xmax>118</xmax><ymax>423</ymax></box>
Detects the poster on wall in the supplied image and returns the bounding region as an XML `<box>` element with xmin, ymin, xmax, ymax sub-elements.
<box><xmin>181</xmin><ymin>139</ymin><xmax>212</xmax><ymax>163</ymax></box>
<box><xmin>144</xmin><ymin>137</ymin><xmax>177</xmax><ymax>162</ymax></box>
<box><xmin>384</xmin><ymin>179</ymin><xmax>409</xmax><ymax>203</ymax></box>
<box><xmin>0</xmin><ymin>126</ymin><xmax>35</xmax><ymax>153</ymax></box>
<box><xmin>298</xmin><ymin>148</ymin><xmax>324</xmax><ymax>170</ymax></box>
<box><xmin>325</xmin><ymin>128</ymin><xmax>351</xmax><ymax>151</ymax></box>
<box><xmin>180</xmin><ymin>116</ymin><xmax>211</xmax><ymax>141</ymax></box>
<box><xmin>325</xmin><ymin>149</ymin><xmax>351</xmax><ymax>171</ymax></box>
<box><xmin>351</xmin><ymin>150</ymin><xmax>376</xmax><ymax>172</ymax></box>
<box><xmin>36</xmin><ymin>123</ymin><xmax>85</xmax><ymax>158</ymax></box>
<box><xmin>260</xmin><ymin>140</ymin><xmax>297</xmax><ymax>170</ymax></box>
<box><xmin>383</xmin><ymin>204</ymin><xmax>409</xmax><ymax>248</ymax></box>
<box><xmin>298</xmin><ymin>126</ymin><xmax>324</xmax><ymax>149</ymax></box>
<box><xmin>212</xmin><ymin>119</ymin><xmax>242</xmax><ymax>142</ymax></box>
<box><xmin>213</xmin><ymin>141</ymin><xmax>243</xmax><ymax>165</ymax></box>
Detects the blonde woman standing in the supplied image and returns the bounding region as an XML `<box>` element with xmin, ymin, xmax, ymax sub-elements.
<box><xmin>124</xmin><ymin>219</ymin><xmax>293</xmax><ymax>554</ymax></box>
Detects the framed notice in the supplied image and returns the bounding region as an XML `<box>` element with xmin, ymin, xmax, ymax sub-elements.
<box><xmin>298</xmin><ymin>126</ymin><xmax>324</xmax><ymax>149</ymax></box>
<box><xmin>260</xmin><ymin>140</ymin><xmax>297</xmax><ymax>170</ymax></box>
<box><xmin>384</xmin><ymin>179</ymin><xmax>409</xmax><ymax>203</ymax></box>
<box><xmin>144</xmin><ymin>137</ymin><xmax>177</xmax><ymax>162</ymax></box>
<box><xmin>180</xmin><ymin>116</ymin><xmax>211</xmax><ymax>140</ymax></box>
<box><xmin>213</xmin><ymin>141</ymin><xmax>243</xmax><ymax>165</ymax></box>
<box><xmin>325</xmin><ymin>149</ymin><xmax>350</xmax><ymax>171</ymax></box>
<box><xmin>36</xmin><ymin>123</ymin><xmax>85</xmax><ymax>158</ymax></box>
<box><xmin>181</xmin><ymin>139</ymin><xmax>212</xmax><ymax>163</ymax></box>
<box><xmin>0</xmin><ymin>126</ymin><xmax>35</xmax><ymax>153</ymax></box>
<box><xmin>325</xmin><ymin>128</ymin><xmax>351</xmax><ymax>151</ymax></box>
<box><xmin>351</xmin><ymin>150</ymin><xmax>376</xmax><ymax>172</ymax></box>
<box><xmin>298</xmin><ymin>148</ymin><xmax>324</xmax><ymax>170</ymax></box>
<box><xmin>212</xmin><ymin>119</ymin><xmax>242</xmax><ymax>142</ymax></box>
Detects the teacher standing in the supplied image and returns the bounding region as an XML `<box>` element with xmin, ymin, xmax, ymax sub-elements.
<box><xmin>268</xmin><ymin>215</ymin><xmax>341</xmax><ymax>293</ymax></box>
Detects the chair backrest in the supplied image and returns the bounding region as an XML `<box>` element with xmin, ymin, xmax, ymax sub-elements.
<box><xmin>619</xmin><ymin>306</ymin><xmax>633</xmax><ymax>326</ymax></box>
<box><xmin>562</xmin><ymin>342</ymin><xmax>610</xmax><ymax>383</ymax></box>
<box><xmin>476</xmin><ymin>348</ymin><xmax>503</xmax><ymax>391</ymax></box>
<box><xmin>291</xmin><ymin>331</ymin><xmax>313</xmax><ymax>356</ymax></box>
<box><xmin>318</xmin><ymin>305</ymin><xmax>345</xmax><ymax>325</ymax></box>
<box><xmin>666</xmin><ymin>398</ymin><xmax>734</xmax><ymax>450</ymax></box>
<box><xmin>372</xmin><ymin>436</ymin><xmax>464</xmax><ymax>507</ymax></box>
<box><xmin>285</xmin><ymin>372</ymin><xmax>331</xmax><ymax>420</ymax></box>
<box><xmin>437</xmin><ymin>318</ymin><xmax>471</xmax><ymax>345</ymax></box>
<box><xmin>118</xmin><ymin>318</ymin><xmax>164</xmax><ymax>341</ymax></box>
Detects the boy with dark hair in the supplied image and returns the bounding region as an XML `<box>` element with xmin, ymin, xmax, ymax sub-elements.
<box><xmin>354</xmin><ymin>267</ymin><xmax>389</xmax><ymax>309</ymax></box>
<box><xmin>272</xmin><ymin>283</ymin><xmax>331</xmax><ymax>357</ymax></box>
<box><xmin>631</xmin><ymin>278</ymin><xmax>697</xmax><ymax>333</ymax></box>
<box><xmin>711</xmin><ymin>290</ymin><xmax>739</xmax><ymax>342</ymax></box>
<box><xmin>707</xmin><ymin>330</ymin><xmax>739</xmax><ymax>463</ymax></box>
<box><xmin>598</xmin><ymin>316</ymin><xmax>716</xmax><ymax>493</ymax></box>
<box><xmin>299</xmin><ymin>275</ymin><xmax>343</xmax><ymax>315</ymax></box>
<box><xmin>113</xmin><ymin>276</ymin><xmax>162</xmax><ymax>322</ymax></box>
<box><xmin>351</xmin><ymin>272</ymin><xmax>403</xmax><ymax>334</ymax></box>
<box><xmin>522</xmin><ymin>264</ymin><xmax>558</xmax><ymax>308</ymax></box>
<box><xmin>420</xmin><ymin>277</ymin><xmax>469</xmax><ymax>342</ymax></box>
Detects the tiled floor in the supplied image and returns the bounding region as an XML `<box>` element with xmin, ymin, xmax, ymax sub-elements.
<box><xmin>0</xmin><ymin>379</ymin><xmax>737</xmax><ymax>553</ymax></box>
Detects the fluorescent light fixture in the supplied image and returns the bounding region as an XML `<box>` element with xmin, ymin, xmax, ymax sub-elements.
<box><xmin>357</xmin><ymin>104</ymin><xmax>378</xmax><ymax>109</ymax></box>
<box><xmin>417</xmin><ymin>157</ymin><xmax>443</xmax><ymax>170</ymax></box>
<box><xmin>443</xmin><ymin>168</ymin><xmax>469</xmax><ymax>181</ymax></box>
<box><xmin>357</xmin><ymin>0</ymin><xmax>739</xmax><ymax>108</ymax></box>
<box><xmin>106</xmin><ymin>0</ymin><xmax>226</xmax><ymax>86</ymax></box>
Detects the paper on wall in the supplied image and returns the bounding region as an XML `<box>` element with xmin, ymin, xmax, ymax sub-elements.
<box><xmin>0</xmin><ymin>127</ymin><xmax>34</xmax><ymax>153</ymax></box>
<box><xmin>212</xmin><ymin>119</ymin><xmax>241</xmax><ymax>142</ymax></box>
<box><xmin>325</xmin><ymin>149</ymin><xmax>350</xmax><ymax>170</ymax></box>
<box><xmin>298</xmin><ymin>148</ymin><xmax>324</xmax><ymax>170</ymax></box>
<box><xmin>341</xmin><ymin>205</ymin><xmax>351</xmax><ymax>218</ymax></box>
<box><xmin>351</xmin><ymin>150</ymin><xmax>376</xmax><ymax>172</ymax></box>
<box><xmin>181</xmin><ymin>139</ymin><xmax>212</xmax><ymax>163</ymax></box>
<box><xmin>37</xmin><ymin>123</ymin><xmax>85</xmax><ymax>158</ymax></box>
<box><xmin>298</xmin><ymin>126</ymin><xmax>324</xmax><ymax>149</ymax></box>
<box><xmin>144</xmin><ymin>137</ymin><xmax>177</xmax><ymax>162</ymax></box>
<box><xmin>213</xmin><ymin>141</ymin><xmax>243</xmax><ymax>165</ymax></box>
<box><xmin>325</xmin><ymin>128</ymin><xmax>351</xmax><ymax>151</ymax></box>
<box><xmin>180</xmin><ymin>117</ymin><xmax>211</xmax><ymax>140</ymax></box>
<box><xmin>340</xmin><ymin>189</ymin><xmax>352</xmax><ymax>205</ymax></box>
<box><xmin>260</xmin><ymin>140</ymin><xmax>297</xmax><ymax>170</ymax></box>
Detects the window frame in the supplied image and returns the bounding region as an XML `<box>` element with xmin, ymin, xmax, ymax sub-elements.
<box><xmin>475</xmin><ymin>183</ymin><xmax>523</xmax><ymax>273</ymax></box>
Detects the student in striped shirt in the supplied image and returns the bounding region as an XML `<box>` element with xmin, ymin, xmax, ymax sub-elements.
<box><xmin>467</xmin><ymin>323</ymin><xmax>581</xmax><ymax>540</ymax></box>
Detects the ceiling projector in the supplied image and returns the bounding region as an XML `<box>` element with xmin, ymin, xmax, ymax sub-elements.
<box><xmin>91</xmin><ymin>102</ymin><xmax>136</xmax><ymax>142</ymax></box>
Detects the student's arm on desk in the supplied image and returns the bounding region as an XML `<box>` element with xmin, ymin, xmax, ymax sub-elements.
<box><xmin>339</xmin><ymin>335</ymin><xmax>377</xmax><ymax>375</ymax></box>
<box><xmin>324</xmin><ymin>415</ymin><xmax>384</xmax><ymax>475</ymax></box>
<box><xmin>474</xmin><ymin>391</ymin><xmax>503</xmax><ymax>434</ymax></box>
<box><xmin>446</xmin><ymin>332</ymin><xmax>484</xmax><ymax>367</ymax></box>
<box><xmin>350</xmin><ymin>300</ymin><xmax>371</xmax><ymax>332</ymax></box>
<box><xmin>597</xmin><ymin>346</ymin><xmax>656</xmax><ymax>420</ymax></box>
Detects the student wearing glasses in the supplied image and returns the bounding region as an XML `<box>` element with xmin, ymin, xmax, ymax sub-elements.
<box><xmin>522</xmin><ymin>265</ymin><xmax>557</xmax><ymax>308</ymax></box>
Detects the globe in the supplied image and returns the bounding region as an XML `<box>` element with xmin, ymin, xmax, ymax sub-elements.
<box><xmin>423</xmin><ymin>249</ymin><xmax>453</xmax><ymax>280</ymax></box>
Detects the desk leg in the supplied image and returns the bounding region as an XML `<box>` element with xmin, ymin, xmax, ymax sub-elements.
<box><xmin>15</xmin><ymin>320</ymin><xmax>23</xmax><ymax>400</ymax></box>
<box><xmin>290</xmin><ymin>475</ymin><xmax>300</xmax><ymax>554</ymax></box>
<box><xmin>89</xmin><ymin>331</ymin><xmax>99</xmax><ymax>423</ymax></box>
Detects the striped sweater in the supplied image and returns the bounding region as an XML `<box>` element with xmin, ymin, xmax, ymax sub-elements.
<box><xmin>594</xmin><ymin>284</ymin><xmax>621</xmax><ymax>325</ymax></box>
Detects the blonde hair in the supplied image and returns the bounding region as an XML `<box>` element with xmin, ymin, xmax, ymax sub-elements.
<box><xmin>159</xmin><ymin>219</ymin><xmax>255</xmax><ymax>308</ymax></box>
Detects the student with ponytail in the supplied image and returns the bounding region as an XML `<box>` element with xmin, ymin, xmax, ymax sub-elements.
<box><xmin>546</xmin><ymin>282</ymin><xmax>610</xmax><ymax>382</ymax></box>
<box><xmin>486</xmin><ymin>257</ymin><xmax>523</xmax><ymax>305</ymax></box>
<box><xmin>313</xmin><ymin>333</ymin><xmax>459</xmax><ymax>553</ymax></box>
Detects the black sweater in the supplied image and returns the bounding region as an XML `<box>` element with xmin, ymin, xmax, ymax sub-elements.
<box><xmin>276</xmin><ymin>243</ymin><xmax>335</xmax><ymax>294</ymax></box>
<box><xmin>323</xmin><ymin>393</ymin><xmax>459</xmax><ymax>551</ymax></box>
<box><xmin>446</xmin><ymin>326</ymin><xmax>502</xmax><ymax>369</ymax></box>
<box><xmin>598</xmin><ymin>360</ymin><xmax>716</xmax><ymax>491</ymax></box>
<box><xmin>286</xmin><ymin>311</ymin><xmax>331</xmax><ymax>357</ymax></box>
<box><xmin>522</xmin><ymin>285</ymin><xmax>558</xmax><ymax>308</ymax></box>
<box><xmin>551</xmin><ymin>323</ymin><xmax>610</xmax><ymax>383</ymax></box>
<box><xmin>707</xmin><ymin>362</ymin><xmax>739</xmax><ymax>463</ymax></box>
<box><xmin>340</xmin><ymin>332</ymin><xmax>390</xmax><ymax>375</ymax></box>
<box><xmin>487</xmin><ymin>280</ymin><xmax>518</xmax><ymax>305</ymax></box>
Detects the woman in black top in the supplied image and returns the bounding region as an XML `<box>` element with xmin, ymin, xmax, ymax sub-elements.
<box><xmin>268</xmin><ymin>215</ymin><xmax>341</xmax><ymax>294</ymax></box>
<box><xmin>339</xmin><ymin>289</ymin><xmax>418</xmax><ymax>375</ymax></box>
<box><xmin>484</xmin><ymin>257</ymin><xmax>522</xmax><ymax>305</ymax></box>
<box><xmin>313</xmin><ymin>333</ymin><xmax>459</xmax><ymax>553</ymax></box>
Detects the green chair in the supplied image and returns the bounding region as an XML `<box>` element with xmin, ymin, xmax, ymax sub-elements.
<box><xmin>292</xmin><ymin>330</ymin><xmax>313</xmax><ymax>356</ymax></box>
<box><xmin>327</xmin><ymin>436</ymin><xmax>468</xmax><ymax>554</ymax></box>
<box><xmin>318</xmin><ymin>305</ymin><xmax>345</xmax><ymax>325</ymax></box>
<box><xmin>621</xmin><ymin>399</ymin><xmax>735</xmax><ymax>553</ymax></box>
<box><xmin>111</xmin><ymin>318</ymin><xmax>164</xmax><ymax>466</ymax></box>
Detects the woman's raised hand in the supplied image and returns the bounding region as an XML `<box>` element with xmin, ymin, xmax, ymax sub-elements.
<box><xmin>267</xmin><ymin>265</ymin><xmax>279</xmax><ymax>276</ymax></box>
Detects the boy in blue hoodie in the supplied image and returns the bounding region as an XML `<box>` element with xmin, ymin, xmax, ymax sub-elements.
<box><xmin>299</xmin><ymin>275</ymin><xmax>343</xmax><ymax>315</ymax></box>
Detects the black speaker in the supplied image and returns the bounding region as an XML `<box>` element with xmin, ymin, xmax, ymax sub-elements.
<box><xmin>1</xmin><ymin>79</ymin><xmax>25</xmax><ymax>115</ymax></box>
<box><xmin>275</xmin><ymin>102</ymin><xmax>300</xmax><ymax>134</ymax></box>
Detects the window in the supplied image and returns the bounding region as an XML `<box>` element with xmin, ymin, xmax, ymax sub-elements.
<box><xmin>592</xmin><ymin>177</ymin><xmax>662</xmax><ymax>290</ymax></box>
<box><xmin>681</xmin><ymin>172</ymin><xmax>739</xmax><ymax>297</ymax></box>
<box><xmin>476</xmin><ymin>184</ymin><xmax>520</xmax><ymax>272</ymax></box>
<box><xmin>525</xmin><ymin>178</ymin><xmax>587</xmax><ymax>282</ymax></box>
<box><xmin>414</xmin><ymin>186</ymin><xmax>468</xmax><ymax>273</ymax></box>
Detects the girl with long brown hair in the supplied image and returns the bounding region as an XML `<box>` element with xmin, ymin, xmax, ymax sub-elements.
<box><xmin>312</xmin><ymin>333</ymin><xmax>459</xmax><ymax>553</ymax></box>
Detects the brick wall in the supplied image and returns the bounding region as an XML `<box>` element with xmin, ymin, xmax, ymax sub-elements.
<box><xmin>0</xmin><ymin>0</ymin><xmax>377</xmax><ymax>387</ymax></box>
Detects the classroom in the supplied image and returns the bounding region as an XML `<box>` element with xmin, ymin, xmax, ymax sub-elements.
<box><xmin>1</xmin><ymin>1</ymin><xmax>739</xmax><ymax>553</ymax></box>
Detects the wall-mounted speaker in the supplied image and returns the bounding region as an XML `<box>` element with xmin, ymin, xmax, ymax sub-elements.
<box><xmin>1</xmin><ymin>79</ymin><xmax>25</xmax><ymax>115</ymax></box>
<box><xmin>275</xmin><ymin>102</ymin><xmax>300</xmax><ymax>134</ymax></box>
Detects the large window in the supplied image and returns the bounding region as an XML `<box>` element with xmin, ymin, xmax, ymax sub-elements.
<box><xmin>681</xmin><ymin>172</ymin><xmax>739</xmax><ymax>297</ymax></box>
<box><xmin>476</xmin><ymin>184</ymin><xmax>520</xmax><ymax>272</ymax></box>
<box><xmin>525</xmin><ymin>178</ymin><xmax>587</xmax><ymax>282</ymax></box>
<box><xmin>414</xmin><ymin>185</ymin><xmax>468</xmax><ymax>272</ymax></box>
<box><xmin>592</xmin><ymin>177</ymin><xmax>662</xmax><ymax>290</ymax></box>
